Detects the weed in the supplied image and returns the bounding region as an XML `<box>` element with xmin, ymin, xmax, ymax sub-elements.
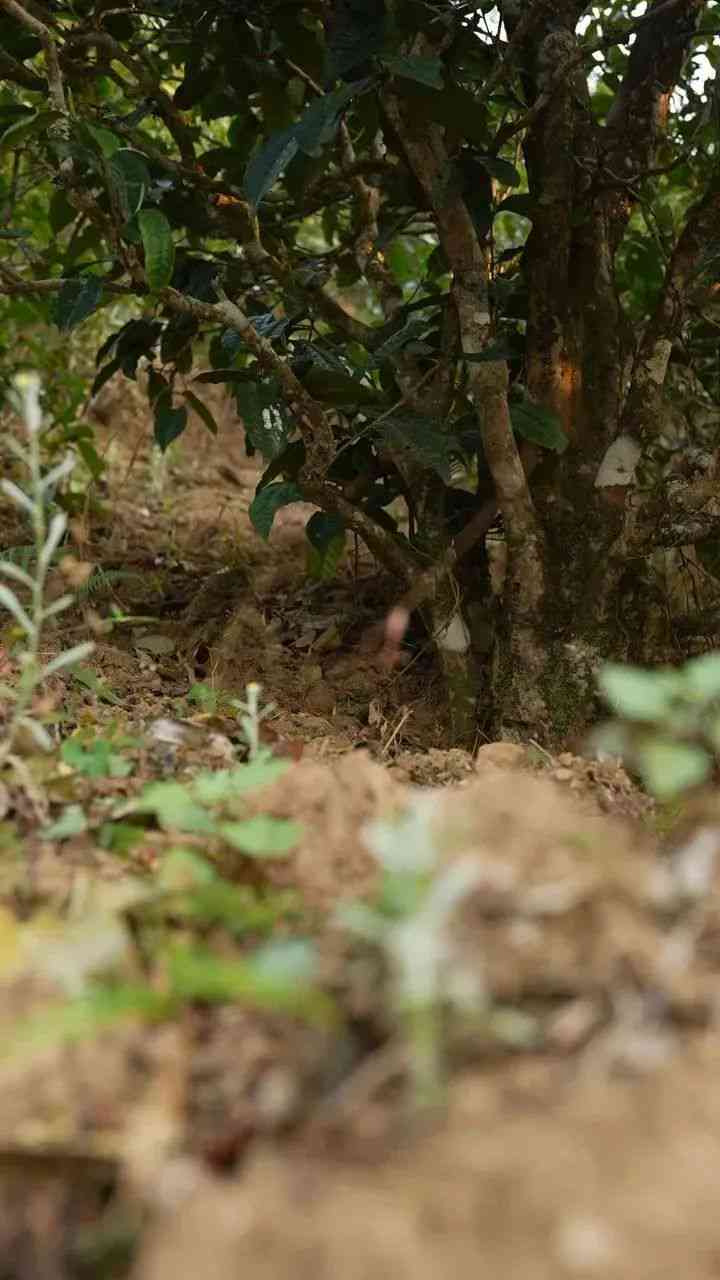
<box><xmin>0</xmin><ymin>373</ymin><xmax>94</xmax><ymax>798</ymax></box>
<box><xmin>594</xmin><ymin>654</ymin><xmax>720</xmax><ymax>799</ymax></box>
<box><xmin>339</xmin><ymin>797</ymin><xmax>487</xmax><ymax>1108</ymax></box>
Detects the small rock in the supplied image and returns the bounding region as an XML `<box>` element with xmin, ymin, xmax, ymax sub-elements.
<box><xmin>474</xmin><ymin>742</ymin><xmax>526</xmax><ymax>771</ymax></box>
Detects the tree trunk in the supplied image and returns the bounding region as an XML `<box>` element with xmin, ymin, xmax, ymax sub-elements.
<box><xmin>482</xmin><ymin>0</ymin><xmax>712</xmax><ymax>746</ymax></box>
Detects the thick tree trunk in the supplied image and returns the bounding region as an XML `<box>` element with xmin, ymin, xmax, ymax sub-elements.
<box><xmin>480</xmin><ymin>0</ymin><xmax>712</xmax><ymax>746</ymax></box>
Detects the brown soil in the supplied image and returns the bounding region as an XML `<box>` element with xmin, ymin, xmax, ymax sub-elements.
<box><xmin>2</xmin><ymin>379</ymin><xmax>720</xmax><ymax>1279</ymax></box>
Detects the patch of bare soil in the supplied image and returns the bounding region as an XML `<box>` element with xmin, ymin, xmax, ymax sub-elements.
<box><xmin>4</xmin><ymin>381</ymin><xmax>720</xmax><ymax>1279</ymax></box>
<box><xmin>130</xmin><ymin>766</ymin><xmax>720</xmax><ymax>1280</ymax></box>
<box><xmin>2</xmin><ymin>749</ymin><xmax>720</xmax><ymax>1276</ymax></box>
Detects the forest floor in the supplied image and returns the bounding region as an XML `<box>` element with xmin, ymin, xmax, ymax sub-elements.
<box><xmin>2</xmin><ymin>381</ymin><xmax>720</xmax><ymax>1278</ymax></box>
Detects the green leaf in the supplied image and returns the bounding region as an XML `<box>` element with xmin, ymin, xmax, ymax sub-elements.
<box><xmin>257</xmin><ymin>440</ymin><xmax>306</xmax><ymax>488</ymax></box>
<box><xmin>243</xmin><ymin>126</ymin><xmax>299</xmax><ymax>211</ymax></box>
<box><xmin>52</xmin><ymin>277</ymin><xmax>103</xmax><ymax>333</ymax></box>
<box><xmin>61</xmin><ymin>737</ymin><xmax>132</xmax><ymax>778</ymax></box>
<box><xmin>293</xmin><ymin>83</ymin><xmax>358</xmax><ymax>158</ymax></box>
<box><xmin>301</xmin><ymin>365</ymin><xmax>383</xmax><ymax>407</ymax></box>
<box><xmin>684</xmin><ymin>653</ymin><xmax>720</xmax><ymax>700</ymax></box>
<box><xmin>184</xmin><ymin>390</ymin><xmax>218</xmax><ymax>436</ymax></box>
<box><xmin>478</xmin><ymin>154</ymin><xmax>521</xmax><ymax>187</ymax></box>
<box><xmin>510</xmin><ymin>400</ymin><xmax>567</xmax><ymax>453</ymax></box>
<box><xmin>48</xmin><ymin>190</ymin><xmax>77</xmax><ymax>234</ymax></box>
<box><xmin>192</xmin><ymin>759</ymin><xmax>289</xmax><ymax>805</ymax></box>
<box><xmin>219</xmin><ymin>815</ymin><xmax>303</xmax><ymax>858</ymax></box>
<box><xmin>193</xmin><ymin>368</ymin><xmax>250</xmax><ymax>385</ymax></box>
<box><xmin>72</xmin><ymin>666</ymin><xmax>122</xmax><ymax>707</ymax></box>
<box><xmin>249</xmin><ymin>481</ymin><xmax>303</xmax><ymax>540</ymax></box>
<box><xmin>393</xmin><ymin>82</ymin><xmax>488</xmax><ymax>146</ymax></box>
<box><xmin>244</xmin><ymin>84</ymin><xmax>360</xmax><ymax>208</ymax></box>
<box><xmin>81</xmin><ymin>121</ymin><xmax>122</xmax><ymax>157</ymax></box>
<box><xmin>109</xmin><ymin>148</ymin><xmax>150</xmax><ymax>219</ymax></box>
<box><xmin>92</xmin><ymin>356</ymin><xmax>123</xmax><ymax>397</ymax></box>
<box><xmin>635</xmin><ymin>738</ymin><xmax>710</xmax><ymax>801</ymax></box>
<box><xmin>381</xmin><ymin>54</ymin><xmax>444</xmax><ymax>90</ymax></box>
<box><xmin>374</xmin><ymin>316</ymin><xmax>435</xmax><ymax>360</ymax></box>
<box><xmin>121</xmin><ymin>215</ymin><xmax>142</xmax><ymax>245</ymax></box>
<box><xmin>382</xmin><ymin>415</ymin><xmax>459</xmax><ymax>481</ymax></box>
<box><xmin>174</xmin><ymin>61</ymin><xmax>218</xmax><ymax>110</ymax></box>
<box><xmin>137</xmin><ymin>208</ymin><xmax>175</xmax><ymax>290</ymax></box>
<box><xmin>235</xmin><ymin>382</ymin><xmax>293</xmax><ymax>459</ymax></box>
<box><xmin>136</xmin><ymin>781</ymin><xmax>216</xmax><ymax>834</ymax></box>
<box><xmin>166</xmin><ymin>943</ymin><xmax>333</xmax><ymax>1021</ymax></box>
<box><xmin>598</xmin><ymin>664</ymin><xmax>681</xmax><ymax>722</ymax></box>
<box><xmin>0</xmin><ymin>110</ymin><xmax>59</xmax><ymax>151</ymax></box>
<box><xmin>305</xmin><ymin>512</ymin><xmax>346</xmax><ymax>582</ymax></box>
<box><xmin>41</xmin><ymin>804</ymin><xmax>88</xmax><ymax>841</ymax></box>
<box><xmin>305</xmin><ymin>510</ymin><xmax>346</xmax><ymax>553</ymax></box>
<box><xmin>154</xmin><ymin>394</ymin><xmax>188</xmax><ymax>452</ymax></box>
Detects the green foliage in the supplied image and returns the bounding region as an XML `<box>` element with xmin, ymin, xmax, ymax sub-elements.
<box><xmin>132</xmin><ymin>756</ymin><xmax>300</xmax><ymax>857</ymax></box>
<box><xmin>509</xmin><ymin>398</ymin><xmax>567</xmax><ymax>454</ymax></box>
<box><xmin>0</xmin><ymin>374</ymin><xmax>95</xmax><ymax>772</ymax></box>
<box><xmin>61</xmin><ymin>732</ymin><xmax>134</xmax><ymax>779</ymax></box>
<box><xmin>153</xmin><ymin>393</ymin><xmax>188</xmax><ymax>452</ymax></box>
<box><xmin>305</xmin><ymin>511</ymin><xmax>347</xmax><ymax>581</ymax></box>
<box><xmin>595</xmin><ymin>654</ymin><xmax>720</xmax><ymax>799</ymax></box>
<box><xmin>51</xmin><ymin>277</ymin><xmax>104</xmax><ymax>333</ymax></box>
<box><xmin>234</xmin><ymin>380</ymin><xmax>292</xmax><ymax>459</ymax></box>
<box><xmin>109</xmin><ymin>148</ymin><xmax>150</xmax><ymax>219</ymax></box>
<box><xmin>0</xmin><ymin>0</ymin><xmax>716</xmax><ymax>617</ymax></box>
<box><xmin>137</xmin><ymin>209</ymin><xmax>175</xmax><ymax>290</ymax></box>
<box><xmin>249</xmin><ymin>480</ymin><xmax>304</xmax><ymax>539</ymax></box>
<box><xmin>338</xmin><ymin>796</ymin><xmax>524</xmax><ymax>1107</ymax></box>
<box><xmin>381</xmin><ymin>54</ymin><xmax>444</xmax><ymax>90</ymax></box>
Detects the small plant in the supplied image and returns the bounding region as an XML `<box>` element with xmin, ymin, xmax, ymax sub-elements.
<box><xmin>131</xmin><ymin>755</ymin><xmax>301</xmax><ymax>857</ymax></box>
<box><xmin>594</xmin><ymin>654</ymin><xmax>720</xmax><ymax>800</ymax></box>
<box><xmin>232</xmin><ymin>681</ymin><xmax>276</xmax><ymax>761</ymax></box>
<box><xmin>339</xmin><ymin>798</ymin><xmax>486</xmax><ymax>1108</ymax></box>
<box><xmin>187</xmin><ymin>681</ymin><xmax>222</xmax><ymax>715</ymax></box>
<box><xmin>0</xmin><ymin>372</ymin><xmax>94</xmax><ymax>776</ymax></box>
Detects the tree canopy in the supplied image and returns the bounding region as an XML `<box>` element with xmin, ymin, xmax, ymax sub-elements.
<box><xmin>1</xmin><ymin>0</ymin><xmax>719</xmax><ymax>741</ymax></box>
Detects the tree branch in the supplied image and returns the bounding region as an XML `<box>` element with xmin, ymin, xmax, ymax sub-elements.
<box><xmin>0</xmin><ymin>264</ymin><xmax>134</xmax><ymax>296</ymax></box>
<box><xmin>382</xmin><ymin>70</ymin><xmax>548</xmax><ymax>722</ymax></box>
<box><xmin>0</xmin><ymin>46</ymin><xmax>45</xmax><ymax>91</ymax></box>
<box><xmin>160</xmin><ymin>286</ymin><xmax>335</xmax><ymax>479</ymax></box>
<box><xmin>62</xmin><ymin>29</ymin><xmax>196</xmax><ymax>163</ymax></box>
<box><xmin>604</xmin><ymin>0</ymin><xmax>707</xmax><ymax>238</ymax></box>
<box><xmin>0</xmin><ymin>0</ymin><xmax>66</xmax><ymax>111</ymax></box>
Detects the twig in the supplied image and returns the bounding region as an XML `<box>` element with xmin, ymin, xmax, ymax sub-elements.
<box><xmin>0</xmin><ymin>0</ymin><xmax>66</xmax><ymax>112</ymax></box>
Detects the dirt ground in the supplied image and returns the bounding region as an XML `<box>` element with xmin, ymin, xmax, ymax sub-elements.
<box><xmin>3</xmin><ymin>379</ymin><xmax>720</xmax><ymax>1278</ymax></box>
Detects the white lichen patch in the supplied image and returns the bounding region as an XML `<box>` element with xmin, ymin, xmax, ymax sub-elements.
<box><xmin>594</xmin><ymin>435</ymin><xmax>641</xmax><ymax>488</ymax></box>
<box><xmin>436</xmin><ymin>611</ymin><xmax>471</xmax><ymax>654</ymax></box>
